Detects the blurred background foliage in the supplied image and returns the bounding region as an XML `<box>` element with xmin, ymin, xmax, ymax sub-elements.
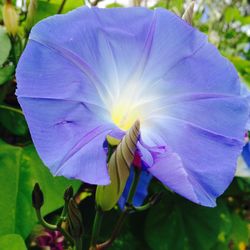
<box><xmin>0</xmin><ymin>0</ymin><xmax>250</xmax><ymax>249</ymax></box>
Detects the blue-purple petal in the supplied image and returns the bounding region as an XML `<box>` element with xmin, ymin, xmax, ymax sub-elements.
<box><xmin>118</xmin><ymin>167</ymin><xmax>152</xmax><ymax>209</ymax></box>
<box><xmin>18</xmin><ymin>97</ymin><xmax>114</xmax><ymax>184</ymax></box>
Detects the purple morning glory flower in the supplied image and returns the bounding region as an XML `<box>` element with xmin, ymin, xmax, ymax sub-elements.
<box><xmin>16</xmin><ymin>7</ymin><xmax>249</xmax><ymax>207</ymax></box>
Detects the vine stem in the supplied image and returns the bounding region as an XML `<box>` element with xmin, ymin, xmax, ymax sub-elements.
<box><xmin>35</xmin><ymin>209</ymin><xmax>74</xmax><ymax>246</ymax></box>
<box><xmin>75</xmin><ymin>238</ymin><xmax>83</xmax><ymax>250</ymax></box>
<box><xmin>35</xmin><ymin>209</ymin><xmax>57</xmax><ymax>230</ymax></box>
<box><xmin>57</xmin><ymin>0</ymin><xmax>67</xmax><ymax>14</ymax></box>
<box><xmin>89</xmin><ymin>206</ymin><xmax>104</xmax><ymax>249</ymax></box>
<box><xmin>96</xmin><ymin>167</ymin><xmax>140</xmax><ymax>250</ymax></box>
<box><xmin>127</xmin><ymin>168</ymin><xmax>140</xmax><ymax>204</ymax></box>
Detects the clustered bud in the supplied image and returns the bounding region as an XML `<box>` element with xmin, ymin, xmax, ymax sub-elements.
<box><xmin>32</xmin><ymin>183</ymin><xmax>44</xmax><ymax>210</ymax></box>
<box><xmin>67</xmin><ymin>198</ymin><xmax>84</xmax><ymax>239</ymax></box>
<box><xmin>26</xmin><ymin>0</ymin><xmax>37</xmax><ymax>32</ymax></box>
<box><xmin>3</xmin><ymin>0</ymin><xmax>19</xmax><ymax>36</ymax></box>
<box><xmin>64</xmin><ymin>186</ymin><xmax>74</xmax><ymax>202</ymax></box>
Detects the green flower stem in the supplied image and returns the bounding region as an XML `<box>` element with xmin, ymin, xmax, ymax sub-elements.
<box><xmin>96</xmin><ymin>167</ymin><xmax>140</xmax><ymax>250</ymax></box>
<box><xmin>96</xmin><ymin>209</ymin><xmax>129</xmax><ymax>250</ymax></box>
<box><xmin>131</xmin><ymin>203</ymin><xmax>151</xmax><ymax>212</ymax></box>
<box><xmin>127</xmin><ymin>168</ymin><xmax>140</xmax><ymax>204</ymax></box>
<box><xmin>90</xmin><ymin>206</ymin><xmax>103</xmax><ymax>249</ymax></box>
<box><xmin>59</xmin><ymin>198</ymin><xmax>70</xmax><ymax>223</ymax></box>
<box><xmin>10</xmin><ymin>36</ymin><xmax>18</xmax><ymax>66</ymax></box>
<box><xmin>35</xmin><ymin>209</ymin><xmax>57</xmax><ymax>230</ymax></box>
<box><xmin>35</xmin><ymin>208</ymin><xmax>74</xmax><ymax>246</ymax></box>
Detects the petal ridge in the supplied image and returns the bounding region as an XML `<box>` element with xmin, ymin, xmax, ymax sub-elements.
<box><xmin>54</xmin><ymin>125</ymin><xmax>112</xmax><ymax>175</ymax></box>
<box><xmin>16</xmin><ymin>96</ymin><xmax>107</xmax><ymax>112</ymax></box>
<box><xmin>29</xmin><ymin>37</ymin><xmax>112</xmax><ymax>105</ymax></box>
<box><xmin>153</xmin><ymin>115</ymin><xmax>244</xmax><ymax>145</ymax></box>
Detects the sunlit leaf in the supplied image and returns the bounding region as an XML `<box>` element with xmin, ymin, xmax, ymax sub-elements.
<box><xmin>62</xmin><ymin>0</ymin><xmax>85</xmax><ymax>13</ymax></box>
<box><xmin>106</xmin><ymin>3</ymin><xmax>124</xmax><ymax>8</ymax></box>
<box><xmin>0</xmin><ymin>234</ymin><xmax>27</xmax><ymax>250</ymax></box>
<box><xmin>224</xmin><ymin>7</ymin><xmax>241</xmax><ymax>23</ymax></box>
<box><xmin>34</xmin><ymin>0</ymin><xmax>85</xmax><ymax>24</ymax></box>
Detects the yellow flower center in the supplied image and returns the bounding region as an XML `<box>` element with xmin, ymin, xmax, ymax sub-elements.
<box><xmin>111</xmin><ymin>101</ymin><xmax>140</xmax><ymax>131</ymax></box>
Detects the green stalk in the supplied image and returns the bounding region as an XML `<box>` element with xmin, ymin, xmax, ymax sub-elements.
<box><xmin>35</xmin><ymin>209</ymin><xmax>74</xmax><ymax>246</ymax></box>
<box><xmin>35</xmin><ymin>209</ymin><xmax>57</xmax><ymax>230</ymax></box>
<box><xmin>75</xmin><ymin>238</ymin><xmax>83</xmax><ymax>250</ymax></box>
<box><xmin>89</xmin><ymin>206</ymin><xmax>103</xmax><ymax>249</ymax></box>
<box><xmin>127</xmin><ymin>168</ymin><xmax>140</xmax><ymax>204</ymax></box>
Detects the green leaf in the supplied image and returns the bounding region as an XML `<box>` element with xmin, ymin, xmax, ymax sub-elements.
<box><xmin>109</xmin><ymin>231</ymin><xmax>139</xmax><ymax>250</ymax></box>
<box><xmin>96</xmin><ymin>121</ymin><xmax>140</xmax><ymax>211</ymax></box>
<box><xmin>228</xmin><ymin>214</ymin><xmax>249</xmax><ymax>247</ymax></box>
<box><xmin>0</xmin><ymin>234</ymin><xmax>27</xmax><ymax>250</ymax></box>
<box><xmin>106</xmin><ymin>3</ymin><xmax>124</xmax><ymax>8</ymax></box>
<box><xmin>224</xmin><ymin>7</ymin><xmax>241</xmax><ymax>23</ymax></box>
<box><xmin>0</xmin><ymin>5</ymin><xmax>3</xmax><ymax>22</ymax></box>
<box><xmin>0</xmin><ymin>63</ymin><xmax>14</xmax><ymax>85</ymax></box>
<box><xmin>228</xmin><ymin>56</ymin><xmax>250</xmax><ymax>72</ymax></box>
<box><xmin>34</xmin><ymin>0</ymin><xmax>60</xmax><ymax>23</ymax></box>
<box><xmin>211</xmin><ymin>213</ymin><xmax>249</xmax><ymax>250</ymax></box>
<box><xmin>0</xmin><ymin>105</ymin><xmax>29</xmax><ymax>136</ymax></box>
<box><xmin>0</xmin><ymin>26</ymin><xmax>11</xmax><ymax>66</ymax></box>
<box><xmin>34</xmin><ymin>0</ymin><xmax>84</xmax><ymax>24</ymax></box>
<box><xmin>62</xmin><ymin>0</ymin><xmax>85</xmax><ymax>13</ymax></box>
<box><xmin>145</xmin><ymin>193</ymin><xmax>231</xmax><ymax>250</ymax></box>
<box><xmin>0</xmin><ymin>140</ymin><xmax>80</xmax><ymax>238</ymax></box>
<box><xmin>227</xmin><ymin>56</ymin><xmax>250</xmax><ymax>86</ymax></box>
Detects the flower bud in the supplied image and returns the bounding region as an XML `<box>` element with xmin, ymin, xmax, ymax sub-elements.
<box><xmin>3</xmin><ymin>0</ymin><xmax>19</xmax><ymax>36</ymax></box>
<box><xmin>182</xmin><ymin>1</ymin><xmax>195</xmax><ymax>25</ymax></box>
<box><xmin>67</xmin><ymin>198</ymin><xmax>84</xmax><ymax>239</ymax></box>
<box><xmin>32</xmin><ymin>183</ymin><xmax>44</xmax><ymax>210</ymax></box>
<box><xmin>26</xmin><ymin>0</ymin><xmax>37</xmax><ymax>31</ymax></box>
<box><xmin>96</xmin><ymin>120</ymin><xmax>140</xmax><ymax>211</ymax></box>
<box><xmin>64</xmin><ymin>186</ymin><xmax>73</xmax><ymax>202</ymax></box>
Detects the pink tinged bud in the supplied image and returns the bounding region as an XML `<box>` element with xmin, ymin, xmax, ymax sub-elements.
<box><xmin>133</xmin><ymin>150</ymin><xmax>142</xmax><ymax>169</ymax></box>
<box><xmin>3</xmin><ymin>1</ymin><xmax>19</xmax><ymax>36</ymax></box>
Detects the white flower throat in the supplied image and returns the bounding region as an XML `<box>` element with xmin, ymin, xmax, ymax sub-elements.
<box><xmin>110</xmin><ymin>81</ymin><xmax>143</xmax><ymax>131</ymax></box>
